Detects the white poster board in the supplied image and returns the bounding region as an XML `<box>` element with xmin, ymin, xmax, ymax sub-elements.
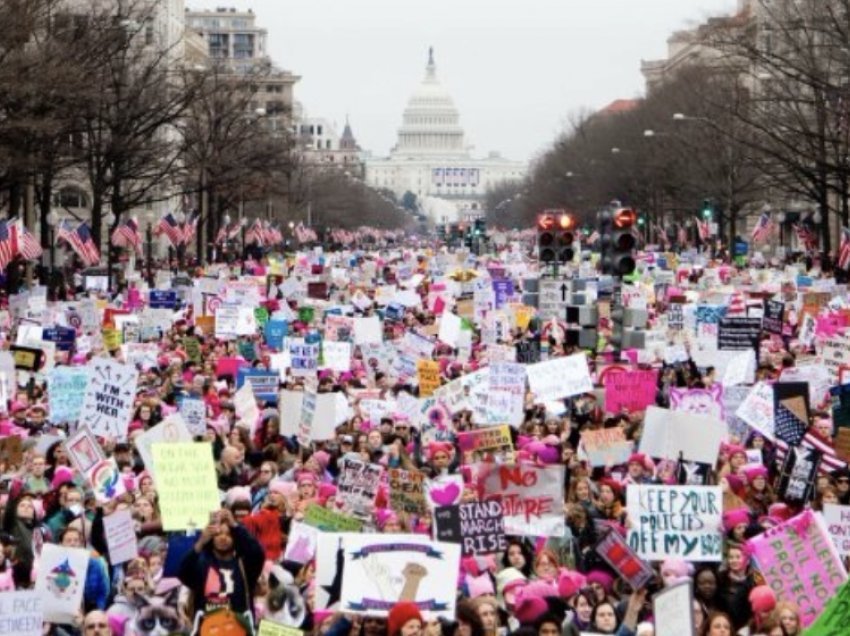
<box><xmin>78</xmin><ymin>357</ymin><xmax>139</xmax><ymax>440</ymax></box>
<box><xmin>639</xmin><ymin>406</ymin><xmax>725</xmax><ymax>464</ymax></box>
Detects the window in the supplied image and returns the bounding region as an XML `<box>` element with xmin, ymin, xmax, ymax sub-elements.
<box><xmin>53</xmin><ymin>187</ymin><xmax>89</xmax><ymax>209</ymax></box>
<box><xmin>317</xmin><ymin>125</ymin><xmax>323</xmax><ymax>135</ymax></box>
<box><xmin>232</xmin><ymin>33</ymin><xmax>254</xmax><ymax>59</ymax></box>
<box><xmin>208</xmin><ymin>33</ymin><xmax>229</xmax><ymax>58</ymax></box>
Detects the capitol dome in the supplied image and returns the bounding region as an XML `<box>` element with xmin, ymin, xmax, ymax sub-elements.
<box><xmin>393</xmin><ymin>48</ymin><xmax>469</xmax><ymax>158</ymax></box>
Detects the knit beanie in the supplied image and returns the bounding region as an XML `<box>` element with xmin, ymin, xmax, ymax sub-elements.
<box><xmin>749</xmin><ymin>585</ymin><xmax>777</xmax><ymax>614</ymax></box>
<box><xmin>387</xmin><ymin>602</ymin><xmax>423</xmax><ymax>636</ymax></box>
<box><xmin>722</xmin><ymin>507</ymin><xmax>751</xmax><ymax>532</ymax></box>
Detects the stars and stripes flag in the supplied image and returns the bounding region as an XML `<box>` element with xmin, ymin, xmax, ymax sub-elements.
<box><xmin>585</xmin><ymin>230</ymin><xmax>600</xmax><ymax>246</ymax></box>
<box><xmin>215</xmin><ymin>221</ymin><xmax>235</xmax><ymax>246</ymax></box>
<box><xmin>677</xmin><ymin>223</ymin><xmax>688</xmax><ymax>246</ymax></box>
<box><xmin>838</xmin><ymin>226</ymin><xmax>850</xmax><ymax>270</ymax></box>
<box><xmin>110</xmin><ymin>217</ymin><xmax>142</xmax><ymax>255</ymax></box>
<box><xmin>694</xmin><ymin>216</ymin><xmax>710</xmax><ymax>242</ymax></box>
<box><xmin>56</xmin><ymin>221</ymin><xmax>100</xmax><ymax>267</ymax></box>
<box><xmin>653</xmin><ymin>223</ymin><xmax>670</xmax><ymax>249</ymax></box>
<box><xmin>794</xmin><ymin>224</ymin><xmax>817</xmax><ymax>252</ymax></box>
<box><xmin>7</xmin><ymin>217</ymin><xmax>42</xmax><ymax>262</ymax></box>
<box><xmin>154</xmin><ymin>213</ymin><xmax>184</xmax><ymax>248</ymax></box>
<box><xmin>0</xmin><ymin>219</ymin><xmax>19</xmax><ymax>271</ymax></box>
<box><xmin>181</xmin><ymin>210</ymin><xmax>200</xmax><ymax>244</ymax></box>
<box><xmin>244</xmin><ymin>219</ymin><xmax>265</xmax><ymax>246</ymax></box>
<box><xmin>775</xmin><ymin>428</ymin><xmax>845</xmax><ymax>475</ymax></box>
<box><xmin>751</xmin><ymin>212</ymin><xmax>774</xmax><ymax>243</ymax></box>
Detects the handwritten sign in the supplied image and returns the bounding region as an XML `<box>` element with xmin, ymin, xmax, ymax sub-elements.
<box><xmin>303</xmin><ymin>503</ymin><xmax>364</xmax><ymax>532</ymax></box>
<box><xmin>0</xmin><ymin>591</ymin><xmax>42</xmax><ymax>636</ymax></box>
<box><xmin>179</xmin><ymin>397</ymin><xmax>207</xmax><ymax>437</ymax></box>
<box><xmin>603</xmin><ymin>369</ymin><xmax>658</xmax><ymax>413</ymax></box>
<box><xmin>580</xmin><ymin>428</ymin><xmax>632</xmax><ymax>468</ymax></box>
<box><xmin>804</xmin><ymin>579</ymin><xmax>850</xmax><ymax>636</ymax></box>
<box><xmin>526</xmin><ymin>354</ymin><xmax>592</xmax><ymax>402</ymax></box>
<box><xmin>78</xmin><ymin>357</ymin><xmax>138</xmax><ymax>440</ymax></box>
<box><xmin>151</xmin><ymin>442</ymin><xmax>220</xmax><ymax>531</ymax></box>
<box><xmin>36</xmin><ymin>544</ymin><xmax>89</xmax><ymax>624</ymax></box>
<box><xmin>388</xmin><ymin>468</ymin><xmax>427</xmax><ymax>515</ymax></box>
<box><xmin>626</xmin><ymin>485</ymin><xmax>722</xmax><ymax>561</ymax></box>
<box><xmin>488</xmin><ymin>361</ymin><xmax>526</xmax><ymax>426</ymax></box>
<box><xmin>653</xmin><ymin>582</ymin><xmax>695</xmax><ymax>636</ymax></box>
<box><xmin>747</xmin><ymin>509</ymin><xmax>847</xmax><ymax>627</ymax></box>
<box><xmin>457</xmin><ymin>425</ymin><xmax>514</xmax><ymax>463</ymax></box>
<box><xmin>258</xmin><ymin>621</ymin><xmax>303</xmax><ymax>636</ymax></box>
<box><xmin>336</xmin><ymin>457</ymin><xmax>382</xmax><ymax>520</ymax></box>
<box><xmin>434</xmin><ymin>501</ymin><xmax>507</xmax><ymax>556</ymax></box>
<box><xmin>824</xmin><ymin>503</ymin><xmax>850</xmax><ymax>559</ymax></box>
<box><xmin>103</xmin><ymin>509</ymin><xmax>138</xmax><ymax>564</ymax></box>
<box><xmin>482</xmin><ymin>463</ymin><xmax>564</xmax><ymax>537</ymax></box>
<box><xmin>416</xmin><ymin>359</ymin><xmax>441</xmax><ymax>397</ymax></box>
<box><xmin>639</xmin><ymin>406</ymin><xmax>725</xmax><ymax>465</ymax></box>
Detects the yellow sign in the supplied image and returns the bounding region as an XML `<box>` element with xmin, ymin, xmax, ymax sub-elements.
<box><xmin>151</xmin><ymin>442</ymin><xmax>220</xmax><ymax>531</ymax></box>
<box><xmin>258</xmin><ymin>621</ymin><xmax>303</xmax><ymax>636</ymax></box>
<box><xmin>515</xmin><ymin>305</ymin><xmax>534</xmax><ymax>330</ymax></box>
<box><xmin>102</xmin><ymin>328</ymin><xmax>122</xmax><ymax>351</ymax></box>
<box><xmin>417</xmin><ymin>359</ymin><xmax>441</xmax><ymax>397</ymax></box>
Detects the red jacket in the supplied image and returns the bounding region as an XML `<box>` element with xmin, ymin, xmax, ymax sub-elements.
<box><xmin>241</xmin><ymin>507</ymin><xmax>284</xmax><ymax>562</ymax></box>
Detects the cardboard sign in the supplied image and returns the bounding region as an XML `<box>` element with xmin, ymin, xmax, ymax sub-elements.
<box><xmin>526</xmin><ymin>353</ymin><xmax>593</xmax><ymax>402</ymax></box>
<box><xmin>78</xmin><ymin>357</ymin><xmax>139</xmax><ymax>440</ymax></box>
<box><xmin>595</xmin><ymin>527</ymin><xmax>654</xmax><ymax>590</ymax></box>
<box><xmin>35</xmin><ymin>544</ymin><xmax>89</xmax><ymax>624</ymax></box>
<box><xmin>763</xmin><ymin>299</ymin><xmax>784</xmax><ymax>334</ymax></box>
<box><xmin>776</xmin><ymin>446</ymin><xmax>821</xmax><ymax>506</ymax></box>
<box><xmin>746</xmin><ymin>509</ymin><xmax>847</xmax><ymax>627</ymax></box>
<box><xmin>804</xmin><ymin>579</ymin><xmax>850</xmax><ymax>635</ymax></box>
<box><xmin>488</xmin><ymin>361</ymin><xmax>526</xmax><ymax>426</ymax></box>
<box><xmin>236</xmin><ymin>368</ymin><xmax>279</xmax><ymax>402</ymax></box>
<box><xmin>457</xmin><ymin>425</ymin><xmax>514</xmax><ymax>464</ymax></box>
<box><xmin>179</xmin><ymin>397</ymin><xmax>207</xmax><ymax>436</ymax></box>
<box><xmin>670</xmin><ymin>385</ymin><xmax>725</xmax><ymax>421</ymax></box>
<box><xmin>639</xmin><ymin>406</ymin><xmax>725</xmax><ymax>465</ymax></box>
<box><xmin>103</xmin><ymin>508</ymin><xmax>138</xmax><ymax>564</ymax></box>
<box><xmin>416</xmin><ymin>359</ymin><xmax>441</xmax><ymax>397</ymax></box>
<box><xmin>481</xmin><ymin>463</ymin><xmax>564</xmax><ymax>537</ymax></box>
<box><xmin>336</xmin><ymin>457</ymin><xmax>382</xmax><ymax>520</ymax></box>
<box><xmin>580</xmin><ymin>428</ymin><xmax>632</xmax><ymax>468</ymax></box>
<box><xmin>717</xmin><ymin>316</ymin><xmax>761</xmax><ymax>351</ymax></box>
<box><xmin>303</xmin><ymin>503</ymin><xmax>363</xmax><ymax>532</ymax></box>
<box><xmin>0</xmin><ymin>435</ymin><xmax>22</xmax><ymax>468</ymax></box>
<box><xmin>603</xmin><ymin>369</ymin><xmax>658</xmax><ymax>413</ymax></box>
<box><xmin>132</xmin><ymin>415</ymin><xmax>193</xmax><ymax>474</ymax></box>
<box><xmin>64</xmin><ymin>425</ymin><xmax>105</xmax><ymax>475</ymax></box>
<box><xmin>340</xmin><ymin>534</ymin><xmax>460</xmax><ymax>618</ymax></box>
<box><xmin>626</xmin><ymin>485</ymin><xmax>723</xmax><ymax>562</ymax></box>
<box><xmin>151</xmin><ymin>442</ymin><xmax>220</xmax><ymax>531</ymax></box>
<box><xmin>388</xmin><ymin>468</ymin><xmax>427</xmax><ymax>515</ymax></box>
<box><xmin>824</xmin><ymin>503</ymin><xmax>850</xmax><ymax>559</ymax></box>
<box><xmin>433</xmin><ymin>501</ymin><xmax>507</xmax><ymax>556</ymax></box>
<box><xmin>0</xmin><ymin>591</ymin><xmax>42</xmax><ymax>636</ymax></box>
<box><xmin>653</xmin><ymin>582</ymin><xmax>695</xmax><ymax>636</ymax></box>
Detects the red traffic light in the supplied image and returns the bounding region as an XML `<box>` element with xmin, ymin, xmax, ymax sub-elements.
<box><xmin>613</xmin><ymin>207</ymin><xmax>637</xmax><ymax>228</ymax></box>
<box><xmin>558</xmin><ymin>214</ymin><xmax>575</xmax><ymax>230</ymax></box>
<box><xmin>537</xmin><ymin>213</ymin><xmax>556</xmax><ymax>231</ymax></box>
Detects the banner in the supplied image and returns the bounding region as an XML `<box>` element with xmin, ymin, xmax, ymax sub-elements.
<box><xmin>526</xmin><ymin>353</ymin><xmax>593</xmax><ymax>402</ymax></box>
<box><xmin>78</xmin><ymin>357</ymin><xmax>138</xmax><ymax>440</ymax></box>
<box><xmin>747</xmin><ymin>509</ymin><xmax>847</xmax><ymax>627</ymax></box>
<box><xmin>433</xmin><ymin>501</ymin><xmax>507</xmax><ymax>556</ymax></box>
<box><xmin>388</xmin><ymin>468</ymin><xmax>427</xmax><ymax>515</ymax></box>
<box><xmin>35</xmin><ymin>544</ymin><xmax>89</xmax><ymax>624</ymax></box>
<box><xmin>336</xmin><ymin>457</ymin><xmax>383</xmax><ymax>520</ymax></box>
<box><xmin>481</xmin><ymin>463</ymin><xmax>564</xmax><ymax>536</ymax></box>
<box><xmin>151</xmin><ymin>442</ymin><xmax>220</xmax><ymax>531</ymax></box>
<box><xmin>626</xmin><ymin>485</ymin><xmax>723</xmax><ymax>561</ymax></box>
<box><xmin>340</xmin><ymin>534</ymin><xmax>460</xmax><ymax>618</ymax></box>
<box><xmin>603</xmin><ymin>369</ymin><xmax>658</xmax><ymax>414</ymax></box>
<box><xmin>580</xmin><ymin>428</ymin><xmax>632</xmax><ymax>468</ymax></box>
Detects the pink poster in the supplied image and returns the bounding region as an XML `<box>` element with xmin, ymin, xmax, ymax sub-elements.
<box><xmin>604</xmin><ymin>369</ymin><xmax>658</xmax><ymax>414</ymax></box>
<box><xmin>747</xmin><ymin>509</ymin><xmax>847</xmax><ymax>627</ymax></box>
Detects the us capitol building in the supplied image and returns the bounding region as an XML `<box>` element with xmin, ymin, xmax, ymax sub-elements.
<box><xmin>364</xmin><ymin>48</ymin><xmax>526</xmax><ymax>224</ymax></box>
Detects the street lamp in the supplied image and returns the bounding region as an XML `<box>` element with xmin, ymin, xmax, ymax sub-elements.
<box><xmin>143</xmin><ymin>210</ymin><xmax>156</xmax><ymax>287</ymax></box>
<box><xmin>46</xmin><ymin>210</ymin><xmax>59</xmax><ymax>273</ymax></box>
<box><xmin>611</xmin><ymin>147</ymin><xmax>621</xmax><ymax>154</ymax></box>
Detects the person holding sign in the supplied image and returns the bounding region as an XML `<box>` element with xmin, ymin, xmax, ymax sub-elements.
<box><xmin>178</xmin><ymin>508</ymin><xmax>265</xmax><ymax>631</ymax></box>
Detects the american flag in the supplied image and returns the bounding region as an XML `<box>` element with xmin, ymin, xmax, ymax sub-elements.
<box><xmin>775</xmin><ymin>428</ymin><xmax>846</xmax><ymax>475</ymax></box>
<box><xmin>751</xmin><ymin>212</ymin><xmax>774</xmax><ymax>243</ymax></box>
<box><xmin>214</xmin><ymin>221</ymin><xmax>234</xmax><ymax>246</ymax></box>
<box><xmin>8</xmin><ymin>218</ymin><xmax>42</xmax><ymax>262</ymax></box>
<box><xmin>154</xmin><ymin>213</ymin><xmax>184</xmax><ymax>247</ymax></box>
<box><xmin>677</xmin><ymin>223</ymin><xmax>688</xmax><ymax>246</ymax></box>
<box><xmin>839</xmin><ymin>226</ymin><xmax>850</xmax><ymax>270</ymax></box>
<box><xmin>586</xmin><ymin>230</ymin><xmax>600</xmax><ymax>245</ymax></box>
<box><xmin>794</xmin><ymin>224</ymin><xmax>817</xmax><ymax>252</ymax></box>
<box><xmin>694</xmin><ymin>216</ymin><xmax>710</xmax><ymax>242</ymax></box>
<box><xmin>57</xmin><ymin>221</ymin><xmax>100</xmax><ymax>267</ymax></box>
<box><xmin>244</xmin><ymin>219</ymin><xmax>265</xmax><ymax>246</ymax></box>
<box><xmin>654</xmin><ymin>223</ymin><xmax>670</xmax><ymax>249</ymax></box>
<box><xmin>0</xmin><ymin>219</ymin><xmax>19</xmax><ymax>271</ymax></box>
<box><xmin>111</xmin><ymin>218</ymin><xmax>142</xmax><ymax>255</ymax></box>
<box><xmin>181</xmin><ymin>210</ymin><xmax>200</xmax><ymax>244</ymax></box>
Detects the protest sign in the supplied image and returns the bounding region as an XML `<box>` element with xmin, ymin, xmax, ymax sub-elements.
<box><xmin>284</xmin><ymin>521</ymin><xmax>319</xmax><ymax>564</ymax></box>
<box><xmin>433</xmin><ymin>501</ymin><xmax>507</xmax><ymax>556</ymax></box>
<box><xmin>183</xmin><ymin>336</ymin><xmax>201</xmax><ymax>363</ymax></box>
<box><xmin>258</xmin><ymin>621</ymin><xmax>303</xmax><ymax>636</ymax></box>
<box><xmin>151</xmin><ymin>442</ymin><xmax>220</xmax><ymax>530</ymax></box>
<box><xmin>0</xmin><ymin>591</ymin><xmax>42</xmax><ymax>636</ymax></box>
<box><xmin>78</xmin><ymin>357</ymin><xmax>138</xmax><ymax>440</ymax></box>
<box><xmin>481</xmin><ymin>463</ymin><xmax>564</xmax><ymax>536</ymax></box>
<box><xmin>179</xmin><ymin>397</ymin><xmax>207</xmax><ymax>436</ymax></box>
<box><xmin>236</xmin><ymin>368</ymin><xmax>280</xmax><ymax>402</ymax></box>
<box><xmin>580</xmin><ymin>428</ymin><xmax>632</xmax><ymax>468</ymax></box>
<box><xmin>0</xmin><ymin>435</ymin><xmax>22</xmax><ymax>468</ymax></box>
<box><xmin>595</xmin><ymin>527</ymin><xmax>654</xmax><ymax>590</ymax></box>
<box><xmin>639</xmin><ymin>406</ymin><xmax>725</xmax><ymax>465</ymax></box>
<box><xmin>416</xmin><ymin>359</ymin><xmax>441</xmax><ymax>397</ymax></box>
<box><xmin>353</xmin><ymin>316</ymin><xmax>382</xmax><ymax>344</ymax></box>
<box><xmin>388</xmin><ymin>468</ymin><xmax>427</xmax><ymax>515</ymax></box>
<box><xmin>488</xmin><ymin>361</ymin><xmax>526</xmax><ymax>426</ymax></box>
<box><xmin>322</xmin><ymin>340</ymin><xmax>352</xmax><ymax>372</ymax></box>
<box><xmin>289</xmin><ymin>338</ymin><xmax>320</xmax><ymax>376</ymax></box>
<box><xmin>85</xmin><ymin>457</ymin><xmax>127</xmax><ymax>504</ymax></box>
<box><xmin>804</xmin><ymin>578</ymin><xmax>850</xmax><ymax>635</ymax></box>
<box><xmin>735</xmin><ymin>381</ymin><xmax>776</xmax><ymax>439</ymax></box>
<box><xmin>297</xmin><ymin>391</ymin><xmax>318</xmax><ymax>448</ymax></box>
<box><xmin>670</xmin><ymin>385</ymin><xmax>725</xmax><ymax>421</ymax></box>
<box><xmin>132</xmin><ymin>415</ymin><xmax>192</xmax><ymax>474</ymax></box>
<box><xmin>626</xmin><ymin>485</ymin><xmax>723</xmax><ymax>561</ymax></box>
<box><xmin>303</xmin><ymin>503</ymin><xmax>364</xmax><ymax>532</ymax></box>
<box><xmin>340</xmin><ymin>534</ymin><xmax>460</xmax><ymax>618</ymax></box>
<box><xmin>653</xmin><ymin>582</ymin><xmax>695</xmax><ymax>636</ymax></box>
<box><xmin>438</xmin><ymin>311</ymin><xmax>462</xmax><ymax>347</ymax></box>
<box><xmin>526</xmin><ymin>353</ymin><xmax>593</xmax><ymax>402</ymax></box>
<box><xmin>64</xmin><ymin>425</ymin><xmax>105</xmax><ymax>475</ymax></box>
<box><xmin>103</xmin><ymin>508</ymin><xmax>138</xmax><ymax>564</ymax></box>
<box><xmin>775</xmin><ymin>446</ymin><xmax>821</xmax><ymax>506</ymax></box>
<box><xmin>36</xmin><ymin>543</ymin><xmax>89</xmax><ymax>624</ymax></box>
<box><xmin>336</xmin><ymin>457</ymin><xmax>383</xmax><ymax>520</ymax></box>
<box><xmin>747</xmin><ymin>509</ymin><xmax>847</xmax><ymax>627</ymax></box>
<box><xmin>515</xmin><ymin>339</ymin><xmax>541</xmax><ymax>364</ymax></box>
<box><xmin>457</xmin><ymin>425</ymin><xmax>514</xmax><ymax>464</ymax></box>
<box><xmin>717</xmin><ymin>316</ymin><xmax>761</xmax><ymax>351</ymax></box>
<box><xmin>603</xmin><ymin>369</ymin><xmax>658</xmax><ymax>413</ymax></box>
<box><xmin>264</xmin><ymin>320</ymin><xmax>288</xmax><ymax>349</ymax></box>
<box><xmin>822</xmin><ymin>335</ymin><xmax>850</xmax><ymax>382</ymax></box>
<box><xmin>824</xmin><ymin>503</ymin><xmax>850</xmax><ymax>558</ymax></box>
<box><xmin>763</xmin><ymin>299</ymin><xmax>784</xmax><ymax>334</ymax></box>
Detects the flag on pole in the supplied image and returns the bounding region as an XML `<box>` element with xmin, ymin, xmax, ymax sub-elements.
<box><xmin>8</xmin><ymin>217</ymin><xmax>42</xmax><ymax>262</ymax></box>
<box><xmin>244</xmin><ymin>219</ymin><xmax>265</xmax><ymax>246</ymax></box>
<box><xmin>181</xmin><ymin>210</ymin><xmax>200</xmax><ymax>244</ymax></box>
<box><xmin>794</xmin><ymin>224</ymin><xmax>817</xmax><ymax>252</ymax></box>
<box><xmin>111</xmin><ymin>218</ymin><xmax>142</xmax><ymax>255</ymax></box>
<box><xmin>0</xmin><ymin>219</ymin><xmax>18</xmax><ymax>271</ymax></box>
<box><xmin>57</xmin><ymin>221</ymin><xmax>100</xmax><ymax>267</ymax></box>
<box><xmin>154</xmin><ymin>213</ymin><xmax>184</xmax><ymax>248</ymax></box>
<box><xmin>694</xmin><ymin>216</ymin><xmax>710</xmax><ymax>242</ymax></box>
<box><xmin>838</xmin><ymin>226</ymin><xmax>850</xmax><ymax>270</ymax></box>
<box><xmin>751</xmin><ymin>212</ymin><xmax>773</xmax><ymax>243</ymax></box>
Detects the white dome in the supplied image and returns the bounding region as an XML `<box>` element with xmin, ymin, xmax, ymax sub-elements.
<box><xmin>393</xmin><ymin>48</ymin><xmax>468</xmax><ymax>158</ymax></box>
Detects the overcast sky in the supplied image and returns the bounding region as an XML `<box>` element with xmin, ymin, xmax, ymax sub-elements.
<box><xmin>197</xmin><ymin>0</ymin><xmax>740</xmax><ymax>163</ymax></box>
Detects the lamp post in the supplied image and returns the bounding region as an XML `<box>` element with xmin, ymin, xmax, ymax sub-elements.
<box><xmin>104</xmin><ymin>211</ymin><xmax>115</xmax><ymax>290</ymax></box>
<box><xmin>144</xmin><ymin>210</ymin><xmax>155</xmax><ymax>287</ymax></box>
<box><xmin>46</xmin><ymin>210</ymin><xmax>59</xmax><ymax>273</ymax></box>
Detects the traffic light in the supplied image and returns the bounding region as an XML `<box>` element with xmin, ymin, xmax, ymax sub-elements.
<box><xmin>598</xmin><ymin>209</ymin><xmax>613</xmax><ymax>273</ymax></box>
<box><xmin>474</xmin><ymin>217</ymin><xmax>486</xmax><ymax>237</ymax></box>
<box><xmin>436</xmin><ymin>224</ymin><xmax>447</xmax><ymax>241</ymax></box>
<box><xmin>537</xmin><ymin>212</ymin><xmax>557</xmax><ymax>263</ymax></box>
<box><xmin>611</xmin><ymin>207</ymin><xmax>637</xmax><ymax>277</ymax></box>
<box><xmin>702</xmin><ymin>199</ymin><xmax>713</xmax><ymax>220</ymax></box>
<box><xmin>556</xmin><ymin>213</ymin><xmax>576</xmax><ymax>262</ymax></box>
<box><xmin>464</xmin><ymin>226</ymin><xmax>473</xmax><ymax>249</ymax></box>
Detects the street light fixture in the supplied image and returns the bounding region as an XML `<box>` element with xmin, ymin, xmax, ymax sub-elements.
<box><xmin>643</xmin><ymin>129</ymin><xmax>656</xmax><ymax>137</ymax></box>
<box><xmin>611</xmin><ymin>147</ymin><xmax>621</xmax><ymax>154</ymax></box>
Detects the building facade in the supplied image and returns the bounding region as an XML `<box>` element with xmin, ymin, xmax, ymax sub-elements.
<box><xmin>365</xmin><ymin>49</ymin><xmax>525</xmax><ymax>223</ymax></box>
<box><xmin>295</xmin><ymin>110</ymin><xmax>364</xmax><ymax>176</ymax></box>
